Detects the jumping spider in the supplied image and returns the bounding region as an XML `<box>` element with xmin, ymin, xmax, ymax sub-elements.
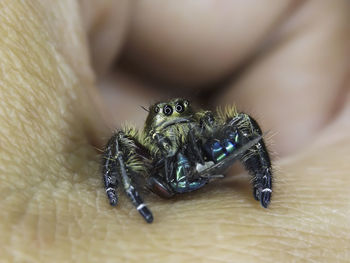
<box><xmin>102</xmin><ymin>98</ymin><xmax>272</xmax><ymax>223</ymax></box>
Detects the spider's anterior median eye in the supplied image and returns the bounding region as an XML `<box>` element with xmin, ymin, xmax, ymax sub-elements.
<box><xmin>154</xmin><ymin>106</ymin><xmax>160</xmax><ymax>113</ymax></box>
<box><xmin>175</xmin><ymin>102</ymin><xmax>185</xmax><ymax>113</ymax></box>
<box><xmin>163</xmin><ymin>105</ymin><xmax>173</xmax><ymax>116</ymax></box>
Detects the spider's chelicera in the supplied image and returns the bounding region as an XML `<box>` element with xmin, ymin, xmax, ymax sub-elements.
<box><xmin>102</xmin><ymin>98</ymin><xmax>272</xmax><ymax>223</ymax></box>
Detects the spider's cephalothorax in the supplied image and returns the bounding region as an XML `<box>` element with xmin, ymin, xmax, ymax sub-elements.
<box><xmin>102</xmin><ymin>98</ymin><xmax>272</xmax><ymax>223</ymax></box>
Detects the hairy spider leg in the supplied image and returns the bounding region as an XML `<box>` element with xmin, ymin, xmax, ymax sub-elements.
<box><xmin>102</xmin><ymin>132</ymin><xmax>153</xmax><ymax>223</ymax></box>
<box><xmin>228</xmin><ymin>114</ymin><xmax>273</xmax><ymax>208</ymax></box>
<box><xmin>102</xmin><ymin>140</ymin><xmax>118</xmax><ymax>206</ymax></box>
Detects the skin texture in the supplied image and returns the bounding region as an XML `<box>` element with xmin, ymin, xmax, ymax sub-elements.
<box><xmin>0</xmin><ymin>0</ymin><xmax>349</xmax><ymax>262</ymax></box>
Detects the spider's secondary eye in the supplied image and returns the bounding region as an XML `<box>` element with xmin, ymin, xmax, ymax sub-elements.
<box><xmin>154</xmin><ymin>106</ymin><xmax>160</xmax><ymax>113</ymax></box>
<box><xmin>183</xmin><ymin>100</ymin><xmax>189</xmax><ymax>107</ymax></box>
<box><xmin>163</xmin><ymin>105</ymin><xmax>173</xmax><ymax>116</ymax></box>
<box><xmin>175</xmin><ymin>103</ymin><xmax>184</xmax><ymax>113</ymax></box>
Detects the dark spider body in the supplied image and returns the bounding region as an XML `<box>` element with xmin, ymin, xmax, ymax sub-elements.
<box><xmin>102</xmin><ymin>98</ymin><xmax>272</xmax><ymax>223</ymax></box>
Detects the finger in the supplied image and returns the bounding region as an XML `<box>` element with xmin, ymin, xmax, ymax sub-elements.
<box><xmin>121</xmin><ymin>0</ymin><xmax>296</xmax><ymax>87</ymax></box>
<box><xmin>78</xmin><ymin>0</ymin><xmax>160</xmax><ymax>129</ymax></box>
<box><xmin>216</xmin><ymin>0</ymin><xmax>350</xmax><ymax>156</ymax></box>
<box><xmin>97</xmin><ymin>70</ymin><xmax>161</xmax><ymax>130</ymax></box>
<box><xmin>0</xmin><ymin>1</ymin><xmax>104</xmax><ymax>260</ymax></box>
<box><xmin>79</xmin><ymin>0</ymin><xmax>131</xmax><ymax>76</ymax></box>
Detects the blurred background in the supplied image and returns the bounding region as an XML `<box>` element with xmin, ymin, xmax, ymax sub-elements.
<box><xmin>80</xmin><ymin>0</ymin><xmax>350</xmax><ymax>158</ymax></box>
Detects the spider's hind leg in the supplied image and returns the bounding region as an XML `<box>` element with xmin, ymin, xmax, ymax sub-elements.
<box><xmin>229</xmin><ymin>113</ymin><xmax>273</xmax><ymax>208</ymax></box>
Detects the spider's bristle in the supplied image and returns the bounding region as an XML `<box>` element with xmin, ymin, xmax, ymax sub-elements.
<box><xmin>140</xmin><ymin>105</ymin><xmax>149</xmax><ymax>112</ymax></box>
<box><xmin>216</xmin><ymin>105</ymin><xmax>238</xmax><ymax>123</ymax></box>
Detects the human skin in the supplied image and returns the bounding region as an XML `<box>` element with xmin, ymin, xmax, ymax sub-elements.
<box><xmin>0</xmin><ymin>0</ymin><xmax>349</xmax><ymax>262</ymax></box>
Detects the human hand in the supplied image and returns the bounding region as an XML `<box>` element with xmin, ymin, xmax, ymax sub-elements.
<box><xmin>1</xmin><ymin>0</ymin><xmax>349</xmax><ymax>262</ymax></box>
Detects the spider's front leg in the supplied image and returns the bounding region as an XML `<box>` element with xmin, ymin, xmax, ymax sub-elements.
<box><xmin>229</xmin><ymin>113</ymin><xmax>273</xmax><ymax>208</ymax></box>
<box><xmin>200</xmin><ymin>110</ymin><xmax>272</xmax><ymax>207</ymax></box>
<box><xmin>102</xmin><ymin>131</ymin><xmax>153</xmax><ymax>223</ymax></box>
